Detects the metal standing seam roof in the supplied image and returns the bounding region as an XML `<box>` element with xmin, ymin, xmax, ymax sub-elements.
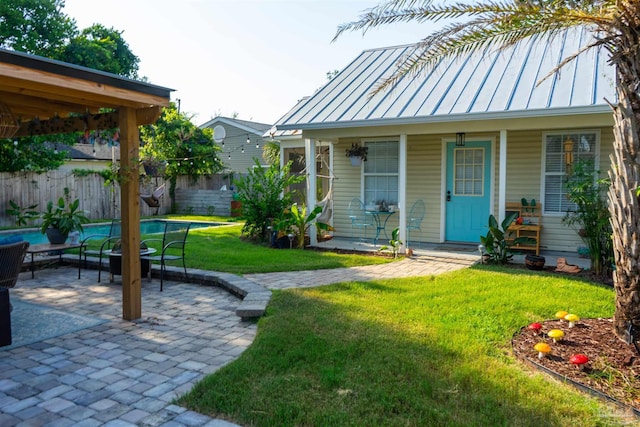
<box><xmin>275</xmin><ymin>27</ymin><xmax>615</xmax><ymax>131</ymax></box>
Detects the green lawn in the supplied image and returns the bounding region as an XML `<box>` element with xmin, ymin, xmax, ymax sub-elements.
<box><xmin>143</xmin><ymin>216</ymin><xmax>393</xmax><ymax>274</ymax></box>
<box><xmin>178</xmin><ymin>265</ymin><xmax>625</xmax><ymax>426</ymax></box>
<box><xmin>72</xmin><ymin>215</ymin><xmax>391</xmax><ymax>274</ymax></box>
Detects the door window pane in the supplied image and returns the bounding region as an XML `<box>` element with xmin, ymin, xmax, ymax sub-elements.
<box><xmin>453</xmin><ymin>148</ymin><xmax>484</xmax><ymax>196</ymax></box>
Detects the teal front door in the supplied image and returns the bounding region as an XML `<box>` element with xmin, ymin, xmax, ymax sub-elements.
<box><xmin>445</xmin><ymin>141</ymin><xmax>492</xmax><ymax>242</ymax></box>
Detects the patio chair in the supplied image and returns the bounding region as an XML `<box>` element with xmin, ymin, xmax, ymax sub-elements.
<box><xmin>348</xmin><ymin>198</ymin><xmax>373</xmax><ymax>241</ymax></box>
<box><xmin>406</xmin><ymin>199</ymin><xmax>426</xmax><ymax>248</ymax></box>
<box><xmin>0</xmin><ymin>240</ymin><xmax>29</xmax><ymax>347</ymax></box>
<box><xmin>141</xmin><ymin>222</ymin><xmax>191</xmax><ymax>291</ymax></box>
<box><xmin>78</xmin><ymin>219</ymin><xmax>121</xmax><ymax>282</ymax></box>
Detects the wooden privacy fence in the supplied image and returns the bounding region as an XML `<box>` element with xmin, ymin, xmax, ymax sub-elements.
<box><xmin>0</xmin><ymin>171</ymin><xmax>240</xmax><ymax>228</ymax></box>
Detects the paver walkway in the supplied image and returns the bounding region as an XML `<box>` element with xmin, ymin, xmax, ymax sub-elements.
<box><xmin>245</xmin><ymin>252</ymin><xmax>477</xmax><ymax>290</ymax></box>
<box><xmin>0</xmin><ymin>249</ymin><xmax>477</xmax><ymax>426</ymax></box>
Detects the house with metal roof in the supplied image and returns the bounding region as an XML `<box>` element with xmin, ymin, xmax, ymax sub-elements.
<box><xmin>273</xmin><ymin>27</ymin><xmax>615</xmax><ymax>253</ymax></box>
<box><xmin>200</xmin><ymin>116</ymin><xmax>273</xmax><ymax>174</ymax></box>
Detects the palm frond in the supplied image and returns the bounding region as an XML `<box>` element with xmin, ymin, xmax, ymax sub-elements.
<box><xmin>336</xmin><ymin>0</ymin><xmax>615</xmax><ymax>96</ymax></box>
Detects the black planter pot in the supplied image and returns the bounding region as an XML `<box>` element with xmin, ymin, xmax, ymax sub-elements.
<box><xmin>108</xmin><ymin>254</ymin><xmax>151</xmax><ymax>277</ymax></box>
<box><xmin>271</xmin><ymin>232</ymin><xmax>297</xmax><ymax>249</ymax></box>
<box><xmin>45</xmin><ymin>227</ymin><xmax>68</xmax><ymax>244</ymax></box>
<box><xmin>525</xmin><ymin>254</ymin><xmax>546</xmax><ymax>270</ymax></box>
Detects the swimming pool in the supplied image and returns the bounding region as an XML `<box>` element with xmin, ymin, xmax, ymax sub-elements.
<box><xmin>0</xmin><ymin>220</ymin><xmax>221</xmax><ymax>245</ymax></box>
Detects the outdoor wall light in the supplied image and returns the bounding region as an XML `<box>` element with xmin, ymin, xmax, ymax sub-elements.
<box><xmin>456</xmin><ymin>132</ymin><xmax>466</xmax><ymax>147</ymax></box>
<box><xmin>246</xmin><ymin>134</ymin><xmax>250</xmax><ymax>145</ymax></box>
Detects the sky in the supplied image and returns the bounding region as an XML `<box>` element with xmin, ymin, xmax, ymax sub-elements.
<box><xmin>62</xmin><ymin>0</ymin><xmax>428</xmax><ymax>126</ymax></box>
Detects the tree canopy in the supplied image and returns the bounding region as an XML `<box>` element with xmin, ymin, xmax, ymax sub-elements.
<box><xmin>0</xmin><ymin>0</ymin><xmax>139</xmax><ymax>77</ymax></box>
<box><xmin>0</xmin><ymin>0</ymin><xmax>75</xmax><ymax>58</ymax></box>
<box><xmin>140</xmin><ymin>104</ymin><xmax>224</xmax><ymax>181</ymax></box>
<box><xmin>0</xmin><ymin>0</ymin><xmax>141</xmax><ymax>172</ymax></box>
<box><xmin>57</xmin><ymin>24</ymin><xmax>140</xmax><ymax>79</ymax></box>
<box><xmin>0</xmin><ymin>138</ymin><xmax>67</xmax><ymax>172</ymax></box>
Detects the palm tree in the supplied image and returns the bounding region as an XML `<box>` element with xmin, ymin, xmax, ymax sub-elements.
<box><xmin>262</xmin><ymin>140</ymin><xmax>281</xmax><ymax>165</ymax></box>
<box><xmin>335</xmin><ymin>0</ymin><xmax>639</xmax><ymax>341</ymax></box>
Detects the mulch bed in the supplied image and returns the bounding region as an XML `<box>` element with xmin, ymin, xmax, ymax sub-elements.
<box><xmin>510</xmin><ymin>260</ymin><xmax>640</xmax><ymax>415</ymax></box>
<box><xmin>512</xmin><ymin>318</ymin><xmax>640</xmax><ymax>414</ymax></box>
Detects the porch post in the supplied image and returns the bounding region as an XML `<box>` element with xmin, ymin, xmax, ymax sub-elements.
<box><xmin>399</xmin><ymin>134</ymin><xmax>407</xmax><ymax>252</ymax></box>
<box><xmin>279</xmin><ymin>141</ymin><xmax>285</xmax><ymax>170</ymax></box>
<box><xmin>119</xmin><ymin>107</ymin><xmax>142</xmax><ymax>321</ymax></box>
<box><xmin>498</xmin><ymin>130</ymin><xmax>507</xmax><ymax>223</ymax></box>
<box><xmin>305</xmin><ymin>138</ymin><xmax>317</xmax><ymax>246</ymax></box>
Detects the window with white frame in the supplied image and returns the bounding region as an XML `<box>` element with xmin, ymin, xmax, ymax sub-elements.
<box><xmin>363</xmin><ymin>140</ymin><xmax>399</xmax><ymax>207</ymax></box>
<box><xmin>544</xmin><ymin>131</ymin><xmax>598</xmax><ymax>213</ymax></box>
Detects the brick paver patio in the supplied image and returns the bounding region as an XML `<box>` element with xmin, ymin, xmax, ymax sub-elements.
<box><xmin>0</xmin><ymin>247</ymin><xmax>480</xmax><ymax>426</ymax></box>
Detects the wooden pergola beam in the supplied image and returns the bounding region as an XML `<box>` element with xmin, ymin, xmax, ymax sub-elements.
<box><xmin>13</xmin><ymin>106</ymin><xmax>163</xmax><ymax>137</ymax></box>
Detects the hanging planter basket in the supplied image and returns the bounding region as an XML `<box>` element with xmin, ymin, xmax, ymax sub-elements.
<box><xmin>0</xmin><ymin>102</ymin><xmax>19</xmax><ymax>139</ymax></box>
<box><xmin>345</xmin><ymin>143</ymin><xmax>367</xmax><ymax>166</ymax></box>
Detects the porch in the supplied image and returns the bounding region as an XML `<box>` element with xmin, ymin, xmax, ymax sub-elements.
<box><xmin>312</xmin><ymin>237</ymin><xmax>591</xmax><ymax>271</ymax></box>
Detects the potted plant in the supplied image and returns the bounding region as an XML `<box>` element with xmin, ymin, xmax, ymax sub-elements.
<box><xmin>479</xmin><ymin>212</ymin><xmax>536</xmax><ymax>264</ymax></box>
<box><xmin>345</xmin><ymin>143</ymin><xmax>368</xmax><ymax>166</ymax></box>
<box><xmin>40</xmin><ymin>197</ymin><xmax>90</xmax><ymax>244</ymax></box>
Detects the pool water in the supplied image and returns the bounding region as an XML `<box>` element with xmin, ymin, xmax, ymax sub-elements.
<box><xmin>0</xmin><ymin>220</ymin><xmax>220</xmax><ymax>245</ymax></box>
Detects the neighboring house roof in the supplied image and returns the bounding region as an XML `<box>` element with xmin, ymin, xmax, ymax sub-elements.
<box><xmin>276</xmin><ymin>27</ymin><xmax>615</xmax><ymax>131</ymax></box>
<box><xmin>200</xmin><ymin>116</ymin><xmax>271</xmax><ymax>136</ymax></box>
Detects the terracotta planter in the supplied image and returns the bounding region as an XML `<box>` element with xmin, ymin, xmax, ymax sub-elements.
<box><xmin>230</xmin><ymin>200</ymin><xmax>242</xmax><ymax>217</ymax></box>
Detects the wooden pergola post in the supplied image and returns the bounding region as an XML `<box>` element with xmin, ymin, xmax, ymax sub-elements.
<box><xmin>119</xmin><ymin>107</ymin><xmax>142</xmax><ymax>320</ymax></box>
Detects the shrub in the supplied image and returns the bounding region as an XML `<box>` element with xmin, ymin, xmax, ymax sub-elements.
<box><xmin>234</xmin><ymin>159</ymin><xmax>304</xmax><ymax>241</ymax></box>
<box><xmin>480</xmin><ymin>213</ymin><xmax>534</xmax><ymax>264</ymax></box>
<box><xmin>563</xmin><ymin>160</ymin><xmax>613</xmax><ymax>277</ymax></box>
<box><xmin>276</xmin><ymin>203</ymin><xmax>334</xmax><ymax>249</ymax></box>
<box><xmin>6</xmin><ymin>200</ymin><xmax>39</xmax><ymax>226</ymax></box>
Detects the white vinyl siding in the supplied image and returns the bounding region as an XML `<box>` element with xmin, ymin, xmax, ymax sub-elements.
<box><xmin>543</xmin><ymin>131</ymin><xmax>598</xmax><ymax>214</ymax></box>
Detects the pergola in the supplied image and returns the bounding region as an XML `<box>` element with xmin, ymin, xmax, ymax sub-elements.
<box><xmin>0</xmin><ymin>48</ymin><xmax>173</xmax><ymax>320</ymax></box>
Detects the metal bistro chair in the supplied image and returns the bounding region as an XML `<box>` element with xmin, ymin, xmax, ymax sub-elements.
<box><xmin>141</xmin><ymin>222</ymin><xmax>191</xmax><ymax>291</ymax></box>
<box><xmin>348</xmin><ymin>198</ymin><xmax>373</xmax><ymax>241</ymax></box>
<box><xmin>0</xmin><ymin>240</ymin><xmax>30</xmax><ymax>347</ymax></box>
<box><xmin>78</xmin><ymin>219</ymin><xmax>121</xmax><ymax>282</ymax></box>
<box><xmin>406</xmin><ymin>200</ymin><xmax>426</xmax><ymax>249</ymax></box>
